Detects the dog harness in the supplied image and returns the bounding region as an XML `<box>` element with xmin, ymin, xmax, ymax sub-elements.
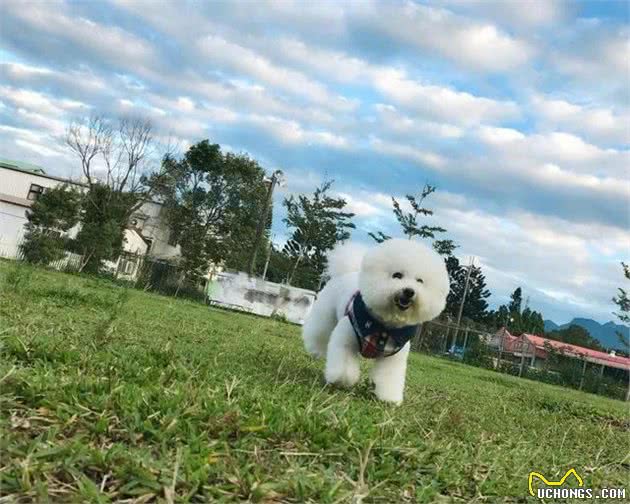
<box><xmin>345</xmin><ymin>291</ymin><xmax>419</xmax><ymax>359</ymax></box>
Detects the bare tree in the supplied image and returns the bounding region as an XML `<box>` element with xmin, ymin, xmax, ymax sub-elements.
<box><xmin>64</xmin><ymin>114</ymin><xmax>177</xmax><ymax>272</ymax></box>
<box><xmin>65</xmin><ymin>115</ymin><xmax>113</xmax><ymax>187</ymax></box>
<box><xmin>65</xmin><ymin>115</ymin><xmax>177</xmax><ymax>209</ymax></box>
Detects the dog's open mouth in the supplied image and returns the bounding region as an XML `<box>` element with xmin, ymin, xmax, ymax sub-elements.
<box><xmin>394</xmin><ymin>296</ymin><xmax>412</xmax><ymax>311</ymax></box>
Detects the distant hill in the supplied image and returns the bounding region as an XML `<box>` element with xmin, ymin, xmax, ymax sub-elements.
<box><xmin>544</xmin><ymin>318</ymin><xmax>629</xmax><ymax>350</ymax></box>
<box><xmin>543</xmin><ymin>320</ymin><xmax>559</xmax><ymax>332</ymax></box>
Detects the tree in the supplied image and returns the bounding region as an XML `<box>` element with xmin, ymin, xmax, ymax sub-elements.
<box><xmin>433</xmin><ymin>239</ymin><xmax>458</xmax><ymax>257</ymax></box>
<box><xmin>509</xmin><ymin>287</ymin><xmax>523</xmax><ymax>315</ymax></box>
<box><xmin>613</xmin><ymin>262</ymin><xmax>630</xmax><ymax>324</ymax></box>
<box><xmin>612</xmin><ymin>262</ymin><xmax>630</xmax><ymax>351</ymax></box>
<box><xmin>392</xmin><ymin>184</ymin><xmax>446</xmax><ymax>240</ymax></box>
<box><xmin>368</xmin><ymin>183</ymin><xmax>445</xmax><ymax>243</ymax></box>
<box><xmin>159</xmin><ymin>141</ymin><xmax>268</xmax><ymax>283</ymax></box>
<box><xmin>20</xmin><ymin>185</ymin><xmax>82</xmax><ymax>265</ymax></box>
<box><xmin>71</xmin><ymin>185</ymin><xmax>137</xmax><ymax>273</ymax></box>
<box><xmin>367</xmin><ymin>231</ymin><xmax>391</xmax><ymax>243</ymax></box>
<box><xmin>65</xmin><ymin>115</ymin><xmax>173</xmax><ymax>272</ymax></box>
<box><xmin>443</xmin><ymin>257</ymin><xmax>491</xmax><ymax>323</ymax></box>
<box><xmin>283</xmin><ymin>180</ymin><xmax>355</xmax><ymax>287</ymax></box>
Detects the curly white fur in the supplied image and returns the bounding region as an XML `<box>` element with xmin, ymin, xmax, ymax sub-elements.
<box><xmin>302</xmin><ymin>238</ymin><xmax>449</xmax><ymax>404</ymax></box>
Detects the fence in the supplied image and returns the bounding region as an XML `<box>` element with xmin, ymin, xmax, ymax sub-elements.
<box><xmin>2</xmin><ymin>234</ymin><xmax>206</xmax><ymax>301</ymax></box>
<box><xmin>412</xmin><ymin>320</ymin><xmax>630</xmax><ymax>401</ymax></box>
<box><xmin>1</xmin><ymin>235</ymin><xmax>84</xmax><ymax>272</ymax></box>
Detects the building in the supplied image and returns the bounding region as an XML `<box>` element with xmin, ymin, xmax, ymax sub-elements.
<box><xmin>0</xmin><ymin>157</ymin><xmax>180</xmax><ymax>277</ymax></box>
<box><xmin>491</xmin><ymin>327</ymin><xmax>630</xmax><ymax>372</ymax></box>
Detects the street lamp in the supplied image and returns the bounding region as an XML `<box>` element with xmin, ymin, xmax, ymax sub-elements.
<box><xmin>497</xmin><ymin>315</ymin><xmax>514</xmax><ymax>368</ymax></box>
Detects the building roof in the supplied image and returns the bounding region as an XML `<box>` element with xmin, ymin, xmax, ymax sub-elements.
<box><xmin>0</xmin><ymin>157</ymin><xmax>47</xmax><ymax>175</ymax></box>
<box><xmin>523</xmin><ymin>333</ymin><xmax>630</xmax><ymax>371</ymax></box>
<box><xmin>0</xmin><ymin>157</ymin><xmax>87</xmax><ymax>187</ymax></box>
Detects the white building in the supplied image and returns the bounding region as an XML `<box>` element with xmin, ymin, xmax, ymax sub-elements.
<box><xmin>0</xmin><ymin>157</ymin><xmax>180</xmax><ymax>277</ymax></box>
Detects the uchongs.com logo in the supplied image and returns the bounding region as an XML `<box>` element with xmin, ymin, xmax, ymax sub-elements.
<box><xmin>528</xmin><ymin>468</ymin><xmax>626</xmax><ymax>500</ymax></box>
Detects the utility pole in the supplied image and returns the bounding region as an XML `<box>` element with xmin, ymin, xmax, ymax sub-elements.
<box><xmin>248</xmin><ymin>170</ymin><xmax>283</xmax><ymax>277</ymax></box>
<box><xmin>261</xmin><ymin>235</ymin><xmax>273</xmax><ymax>281</ymax></box>
<box><xmin>452</xmin><ymin>257</ymin><xmax>474</xmax><ymax>348</ymax></box>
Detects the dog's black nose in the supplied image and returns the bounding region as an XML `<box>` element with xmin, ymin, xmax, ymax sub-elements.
<box><xmin>402</xmin><ymin>288</ymin><xmax>415</xmax><ymax>299</ymax></box>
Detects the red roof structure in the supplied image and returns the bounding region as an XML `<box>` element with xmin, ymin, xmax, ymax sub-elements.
<box><xmin>522</xmin><ymin>333</ymin><xmax>630</xmax><ymax>371</ymax></box>
<box><xmin>495</xmin><ymin>328</ymin><xmax>630</xmax><ymax>371</ymax></box>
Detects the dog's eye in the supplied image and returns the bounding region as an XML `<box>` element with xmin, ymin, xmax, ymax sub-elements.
<box><xmin>392</xmin><ymin>272</ymin><xmax>403</xmax><ymax>279</ymax></box>
<box><xmin>416</xmin><ymin>278</ymin><xmax>424</xmax><ymax>284</ymax></box>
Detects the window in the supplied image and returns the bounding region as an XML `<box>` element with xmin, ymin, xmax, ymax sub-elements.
<box><xmin>27</xmin><ymin>184</ymin><xmax>45</xmax><ymax>201</ymax></box>
<box><xmin>119</xmin><ymin>256</ymin><xmax>138</xmax><ymax>276</ymax></box>
<box><xmin>144</xmin><ymin>238</ymin><xmax>153</xmax><ymax>254</ymax></box>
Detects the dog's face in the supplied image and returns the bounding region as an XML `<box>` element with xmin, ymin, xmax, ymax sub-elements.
<box><xmin>358</xmin><ymin>238</ymin><xmax>450</xmax><ymax>327</ymax></box>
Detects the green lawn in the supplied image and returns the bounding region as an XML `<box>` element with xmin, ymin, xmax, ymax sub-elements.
<box><xmin>1</xmin><ymin>262</ymin><xmax>628</xmax><ymax>503</ymax></box>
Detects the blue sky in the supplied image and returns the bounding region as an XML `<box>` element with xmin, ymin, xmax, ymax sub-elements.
<box><xmin>1</xmin><ymin>0</ymin><xmax>628</xmax><ymax>324</ymax></box>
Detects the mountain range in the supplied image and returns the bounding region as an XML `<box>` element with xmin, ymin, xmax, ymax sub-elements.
<box><xmin>543</xmin><ymin>318</ymin><xmax>629</xmax><ymax>350</ymax></box>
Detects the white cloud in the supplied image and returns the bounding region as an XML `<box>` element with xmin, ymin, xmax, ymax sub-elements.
<box><xmin>358</xmin><ymin>1</ymin><xmax>533</xmax><ymax>71</ymax></box>
<box><xmin>375</xmin><ymin>104</ymin><xmax>464</xmax><ymax>139</ymax></box>
<box><xmin>477</xmin><ymin>126</ymin><xmax>525</xmax><ymax>144</ymax></box>
<box><xmin>4</xmin><ymin>0</ymin><xmax>157</xmax><ymax>70</ymax></box>
<box><xmin>197</xmin><ymin>35</ymin><xmax>356</xmax><ymax>112</ymax></box>
<box><xmin>247</xmin><ymin>115</ymin><xmax>349</xmax><ymax>149</ymax></box>
<box><xmin>370</xmin><ymin>137</ymin><xmax>446</xmax><ymax>169</ymax></box>
<box><xmin>551</xmin><ymin>23</ymin><xmax>630</xmax><ymax>93</ymax></box>
<box><xmin>336</xmin><ymin>192</ymin><xmax>386</xmax><ymax>217</ymax></box>
<box><xmin>476</xmin><ymin>127</ymin><xmax>627</xmax><ymax>178</ymax></box>
<box><xmin>437</xmin><ymin>0</ymin><xmax>567</xmax><ymax>28</ymax></box>
<box><xmin>531</xmin><ymin>94</ymin><xmax>630</xmax><ymax>145</ymax></box>
<box><xmin>373</xmin><ymin>68</ymin><xmax>519</xmax><ymax>125</ymax></box>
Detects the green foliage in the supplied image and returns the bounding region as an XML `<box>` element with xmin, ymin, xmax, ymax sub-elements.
<box><xmin>1</xmin><ymin>262</ymin><xmax>627</xmax><ymax>502</ymax></box>
<box><xmin>486</xmin><ymin>287</ymin><xmax>544</xmax><ymax>335</ymax></box>
<box><xmin>392</xmin><ymin>184</ymin><xmax>446</xmax><ymax>240</ymax></box>
<box><xmin>159</xmin><ymin>141</ymin><xmax>268</xmax><ymax>284</ymax></box>
<box><xmin>508</xmin><ymin>286</ymin><xmax>522</xmax><ymax>314</ymax></box>
<box><xmin>462</xmin><ymin>334</ymin><xmax>494</xmax><ymax>369</ymax></box>
<box><xmin>443</xmin><ymin>256</ymin><xmax>491</xmax><ymax>323</ymax></box>
<box><xmin>368</xmin><ymin>183</ymin><xmax>445</xmax><ymax>243</ymax></box>
<box><xmin>433</xmin><ymin>239</ymin><xmax>458</xmax><ymax>257</ymax></box>
<box><xmin>20</xmin><ymin>184</ymin><xmax>81</xmax><ymax>265</ymax></box>
<box><xmin>282</xmin><ymin>180</ymin><xmax>355</xmax><ymax>287</ymax></box>
<box><xmin>367</xmin><ymin>230</ymin><xmax>391</xmax><ymax>243</ymax></box>
<box><xmin>71</xmin><ymin>184</ymin><xmax>138</xmax><ymax>273</ymax></box>
<box><xmin>612</xmin><ymin>263</ymin><xmax>630</xmax><ymax>347</ymax></box>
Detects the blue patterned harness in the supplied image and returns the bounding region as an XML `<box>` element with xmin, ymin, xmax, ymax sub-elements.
<box><xmin>345</xmin><ymin>291</ymin><xmax>419</xmax><ymax>358</ymax></box>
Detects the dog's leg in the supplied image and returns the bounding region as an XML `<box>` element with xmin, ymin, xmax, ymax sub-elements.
<box><xmin>370</xmin><ymin>343</ymin><xmax>410</xmax><ymax>404</ymax></box>
<box><xmin>302</xmin><ymin>288</ymin><xmax>338</xmax><ymax>359</ymax></box>
<box><xmin>325</xmin><ymin>318</ymin><xmax>360</xmax><ymax>387</ymax></box>
<box><xmin>302</xmin><ymin>308</ymin><xmax>336</xmax><ymax>359</ymax></box>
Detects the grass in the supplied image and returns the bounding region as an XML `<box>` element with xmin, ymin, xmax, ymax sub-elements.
<box><xmin>0</xmin><ymin>261</ymin><xmax>628</xmax><ymax>503</ymax></box>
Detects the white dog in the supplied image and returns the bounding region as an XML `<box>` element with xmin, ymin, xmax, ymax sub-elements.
<box><xmin>302</xmin><ymin>238</ymin><xmax>449</xmax><ymax>404</ymax></box>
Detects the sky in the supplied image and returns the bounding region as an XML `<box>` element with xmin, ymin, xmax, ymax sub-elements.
<box><xmin>0</xmin><ymin>0</ymin><xmax>628</xmax><ymax>324</ymax></box>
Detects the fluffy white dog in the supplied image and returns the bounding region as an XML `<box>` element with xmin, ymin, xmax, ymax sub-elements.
<box><xmin>302</xmin><ymin>238</ymin><xmax>449</xmax><ymax>404</ymax></box>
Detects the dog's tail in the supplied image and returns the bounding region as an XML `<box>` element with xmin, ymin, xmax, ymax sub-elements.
<box><xmin>326</xmin><ymin>242</ymin><xmax>368</xmax><ymax>278</ymax></box>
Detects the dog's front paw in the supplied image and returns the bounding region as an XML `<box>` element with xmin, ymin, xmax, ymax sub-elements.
<box><xmin>325</xmin><ymin>363</ymin><xmax>360</xmax><ymax>388</ymax></box>
<box><xmin>374</xmin><ymin>386</ymin><xmax>403</xmax><ymax>405</ymax></box>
